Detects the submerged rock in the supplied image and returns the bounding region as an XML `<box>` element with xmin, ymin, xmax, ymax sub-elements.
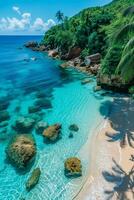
<box><xmin>0</xmin><ymin>111</ymin><xmax>10</xmax><ymax>122</ymax></box>
<box><xmin>0</xmin><ymin>98</ymin><xmax>10</xmax><ymax>111</ymax></box>
<box><xmin>34</xmin><ymin>98</ymin><xmax>52</xmax><ymax>109</ymax></box>
<box><xmin>43</xmin><ymin>124</ymin><xmax>61</xmax><ymax>142</ymax></box>
<box><xmin>64</xmin><ymin>157</ymin><xmax>82</xmax><ymax>177</ymax></box>
<box><xmin>28</xmin><ymin>105</ymin><xmax>41</xmax><ymax>114</ymax></box>
<box><xmin>35</xmin><ymin>121</ymin><xmax>48</xmax><ymax>134</ymax></box>
<box><xmin>0</xmin><ymin>121</ymin><xmax>8</xmax><ymax>128</ymax></box>
<box><xmin>93</xmin><ymin>85</ymin><xmax>102</xmax><ymax>92</ymax></box>
<box><xmin>6</xmin><ymin>134</ymin><xmax>36</xmax><ymax>169</ymax></box>
<box><xmin>81</xmin><ymin>79</ymin><xmax>92</xmax><ymax>85</ymax></box>
<box><xmin>26</xmin><ymin>168</ymin><xmax>41</xmax><ymax>191</ymax></box>
<box><xmin>68</xmin><ymin>132</ymin><xmax>73</xmax><ymax>138</ymax></box>
<box><xmin>36</xmin><ymin>91</ymin><xmax>46</xmax><ymax>99</ymax></box>
<box><xmin>69</xmin><ymin>124</ymin><xmax>79</xmax><ymax>132</ymax></box>
<box><xmin>12</xmin><ymin>117</ymin><xmax>35</xmax><ymax>133</ymax></box>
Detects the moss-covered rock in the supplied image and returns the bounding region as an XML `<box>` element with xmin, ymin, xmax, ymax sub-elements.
<box><xmin>43</xmin><ymin>124</ymin><xmax>61</xmax><ymax>142</ymax></box>
<box><xmin>6</xmin><ymin>134</ymin><xmax>36</xmax><ymax>169</ymax></box>
<box><xmin>26</xmin><ymin>168</ymin><xmax>41</xmax><ymax>191</ymax></box>
<box><xmin>64</xmin><ymin>157</ymin><xmax>82</xmax><ymax>177</ymax></box>
<box><xmin>69</xmin><ymin>124</ymin><xmax>79</xmax><ymax>132</ymax></box>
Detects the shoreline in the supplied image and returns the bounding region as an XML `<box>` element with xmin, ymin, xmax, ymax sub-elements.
<box><xmin>73</xmin><ymin>97</ymin><xmax>134</xmax><ymax>200</ymax></box>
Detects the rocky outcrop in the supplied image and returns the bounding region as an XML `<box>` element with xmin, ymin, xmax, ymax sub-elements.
<box><xmin>6</xmin><ymin>134</ymin><xmax>36</xmax><ymax>169</ymax></box>
<box><xmin>25</xmin><ymin>41</ymin><xmax>38</xmax><ymax>48</ymax></box>
<box><xmin>64</xmin><ymin>157</ymin><xmax>82</xmax><ymax>177</ymax></box>
<box><xmin>43</xmin><ymin>124</ymin><xmax>61</xmax><ymax>142</ymax></box>
<box><xmin>69</xmin><ymin>124</ymin><xmax>79</xmax><ymax>132</ymax></box>
<box><xmin>61</xmin><ymin>47</ymin><xmax>81</xmax><ymax>60</ymax></box>
<box><xmin>35</xmin><ymin>121</ymin><xmax>48</xmax><ymax>134</ymax></box>
<box><xmin>12</xmin><ymin>117</ymin><xmax>35</xmax><ymax>133</ymax></box>
<box><xmin>26</xmin><ymin>168</ymin><xmax>41</xmax><ymax>191</ymax></box>
<box><xmin>0</xmin><ymin>111</ymin><xmax>10</xmax><ymax>122</ymax></box>
<box><xmin>85</xmin><ymin>53</ymin><xmax>101</xmax><ymax>66</ymax></box>
<box><xmin>97</xmin><ymin>73</ymin><xmax>130</xmax><ymax>92</ymax></box>
<box><xmin>48</xmin><ymin>50</ymin><xmax>58</xmax><ymax>57</ymax></box>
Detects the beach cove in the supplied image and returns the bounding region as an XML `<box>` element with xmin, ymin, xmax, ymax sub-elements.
<box><xmin>0</xmin><ymin>36</ymin><xmax>113</xmax><ymax>200</ymax></box>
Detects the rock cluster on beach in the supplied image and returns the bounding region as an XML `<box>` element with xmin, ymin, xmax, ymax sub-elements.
<box><xmin>6</xmin><ymin>134</ymin><xmax>36</xmax><ymax>169</ymax></box>
<box><xmin>26</xmin><ymin>168</ymin><xmax>41</xmax><ymax>191</ymax></box>
<box><xmin>64</xmin><ymin>157</ymin><xmax>82</xmax><ymax>177</ymax></box>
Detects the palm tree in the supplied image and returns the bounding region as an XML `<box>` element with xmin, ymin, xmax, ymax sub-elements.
<box><xmin>55</xmin><ymin>10</ymin><xmax>64</xmax><ymax>23</ymax></box>
<box><xmin>111</xmin><ymin>5</ymin><xmax>134</xmax><ymax>84</ymax></box>
<box><xmin>103</xmin><ymin>159</ymin><xmax>134</xmax><ymax>200</ymax></box>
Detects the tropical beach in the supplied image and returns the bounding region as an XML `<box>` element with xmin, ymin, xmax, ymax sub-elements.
<box><xmin>0</xmin><ymin>0</ymin><xmax>134</xmax><ymax>200</ymax></box>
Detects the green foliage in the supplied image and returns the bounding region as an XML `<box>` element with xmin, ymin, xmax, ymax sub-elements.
<box><xmin>128</xmin><ymin>86</ymin><xmax>134</xmax><ymax>94</ymax></box>
<box><xmin>123</xmin><ymin>6</ymin><xmax>134</xmax><ymax>16</ymax></box>
<box><xmin>43</xmin><ymin>0</ymin><xmax>134</xmax><ymax>88</ymax></box>
<box><xmin>99</xmin><ymin>0</ymin><xmax>134</xmax><ymax>86</ymax></box>
<box><xmin>101</xmin><ymin>45</ymin><xmax>123</xmax><ymax>75</ymax></box>
<box><xmin>80</xmin><ymin>48</ymin><xmax>89</xmax><ymax>60</ymax></box>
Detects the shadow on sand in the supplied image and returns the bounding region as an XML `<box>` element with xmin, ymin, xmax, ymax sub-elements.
<box><xmin>99</xmin><ymin>97</ymin><xmax>134</xmax><ymax>148</ymax></box>
<box><xmin>102</xmin><ymin>158</ymin><xmax>134</xmax><ymax>200</ymax></box>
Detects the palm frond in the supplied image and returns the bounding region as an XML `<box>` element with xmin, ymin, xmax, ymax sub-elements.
<box><xmin>114</xmin><ymin>23</ymin><xmax>134</xmax><ymax>42</ymax></box>
<box><xmin>122</xmin><ymin>37</ymin><xmax>134</xmax><ymax>56</ymax></box>
<box><xmin>123</xmin><ymin>6</ymin><xmax>134</xmax><ymax>17</ymax></box>
<box><xmin>116</xmin><ymin>48</ymin><xmax>134</xmax><ymax>83</ymax></box>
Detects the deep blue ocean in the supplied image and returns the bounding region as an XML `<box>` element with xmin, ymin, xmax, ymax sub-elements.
<box><xmin>0</xmin><ymin>36</ymin><xmax>111</xmax><ymax>200</ymax></box>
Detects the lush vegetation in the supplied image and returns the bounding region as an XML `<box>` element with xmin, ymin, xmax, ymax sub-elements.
<box><xmin>100</xmin><ymin>2</ymin><xmax>134</xmax><ymax>87</ymax></box>
<box><xmin>42</xmin><ymin>0</ymin><xmax>134</xmax><ymax>90</ymax></box>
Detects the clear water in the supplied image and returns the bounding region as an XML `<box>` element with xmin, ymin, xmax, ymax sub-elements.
<box><xmin>0</xmin><ymin>36</ymin><xmax>111</xmax><ymax>200</ymax></box>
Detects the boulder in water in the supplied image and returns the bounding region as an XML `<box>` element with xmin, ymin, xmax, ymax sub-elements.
<box><xmin>64</xmin><ymin>157</ymin><xmax>82</xmax><ymax>177</ymax></box>
<box><xmin>26</xmin><ymin>168</ymin><xmax>41</xmax><ymax>191</ymax></box>
<box><xmin>69</xmin><ymin>124</ymin><xmax>79</xmax><ymax>132</ymax></box>
<box><xmin>43</xmin><ymin>124</ymin><xmax>61</xmax><ymax>142</ymax></box>
<box><xmin>6</xmin><ymin>134</ymin><xmax>36</xmax><ymax>169</ymax></box>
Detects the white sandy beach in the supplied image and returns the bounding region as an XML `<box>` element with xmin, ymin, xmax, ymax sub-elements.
<box><xmin>74</xmin><ymin>97</ymin><xmax>134</xmax><ymax>200</ymax></box>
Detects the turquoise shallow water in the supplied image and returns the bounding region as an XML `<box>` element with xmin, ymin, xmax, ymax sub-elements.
<box><xmin>0</xmin><ymin>36</ymin><xmax>111</xmax><ymax>200</ymax></box>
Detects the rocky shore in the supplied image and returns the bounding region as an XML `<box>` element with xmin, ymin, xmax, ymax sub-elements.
<box><xmin>25</xmin><ymin>41</ymin><xmax>134</xmax><ymax>94</ymax></box>
<box><xmin>24</xmin><ymin>41</ymin><xmax>101</xmax><ymax>77</ymax></box>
